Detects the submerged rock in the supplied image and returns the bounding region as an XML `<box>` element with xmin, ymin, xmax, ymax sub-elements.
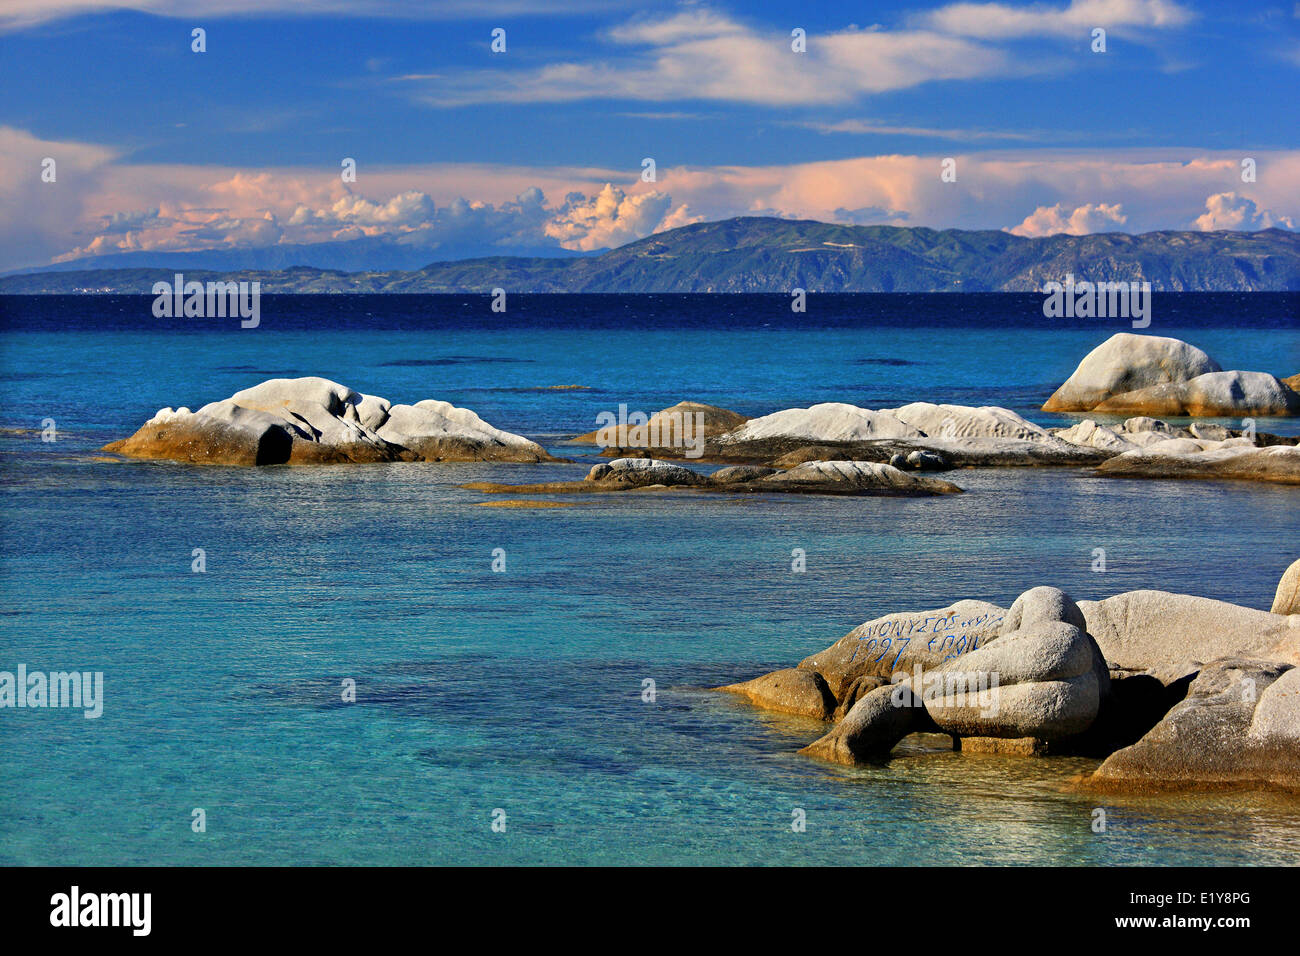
<box><xmin>1043</xmin><ymin>333</ymin><xmax>1221</xmax><ymax>412</ymax></box>
<box><xmin>104</xmin><ymin>377</ymin><xmax>553</xmax><ymax>466</ymax></box>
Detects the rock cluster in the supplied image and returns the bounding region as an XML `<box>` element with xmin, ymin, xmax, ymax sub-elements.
<box><xmin>718</xmin><ymin>569</ymin><xmax>1300</xmax><ymax>792</ymax></box>
<box><xmin>1095</xmin><ymin>440</ymin><xmax>1300</xmax><ymax>484</ymax></box>
<box><xmin>103</xmin><ymin>377</ymin><xmax>554</xmax><ymax>466</ymax></box>
<box><xmin>595</xmin><ymin>394</ymin><xmax>1298</xmax><ymax>478</ymax></box>
<box><xmin>709</xmin><ymin>401</ymin><xmax>1110</xmax><ymax>467</ymax></box>
<box><xmin>798</xmin><ymin>588</ymin><xmax>1108</xmax><ymax>763</ymax></box>
<box><xmin>1043</xmin><ymin>332</ymin><xmax>1298</xmax><ymax>416</ymax></box>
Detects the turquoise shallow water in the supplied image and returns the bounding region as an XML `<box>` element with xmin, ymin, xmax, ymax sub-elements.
<box><xmin>1</xmin><ymin>294</ymin><xmax>1298</xmax><ymax>865</ymax></box>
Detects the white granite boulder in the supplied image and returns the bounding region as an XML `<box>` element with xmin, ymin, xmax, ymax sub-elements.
<box><xmin>1273</xmin><ymin>559</ymin><xmax>1300</xmax><ymax>616</ymax></box>
<box><xmin>104</xmin><ymin>376</ymin><xmax>552</xmax><ymax>465</ymax></box>
<box><xmin>1092</xmin><ymin>370</ymin><xmax>1300</xmax><ymax>417</ymax></box>
<box><xmin>1089</xmin><ymin>659</ymin><xmax>1300</xmax><ymax>792</ymax></box>
<box><xmin>1043</xmin><ymin>333</ymin><xmax>1221</xmax><ymax>411</ymax></box>
<box><xmin>1078</xmin><ymin>589</ymin><xmax>1300</xmax><ymax>685</ymax></box>
<box><xmin>719</xmin><ymin>403</ymin><xmax>923</xmax><ymax>443</ymax></box>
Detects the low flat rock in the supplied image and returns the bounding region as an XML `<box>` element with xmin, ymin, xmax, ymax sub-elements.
<box><xmin>759</xmin><ymin>460</ymin><xmax>962</xmax><ymax>495</ymax></box>
<box><xmin>463</xmin><ymin>458</ymin><xmax>964</xmax><ymax>498</ymax></box>
<box><xmin>1088</xmin><ymin>659</ymin><xmax>1300</xmax><ymax>792</ymax></box>
<box><xmin>1043</xmin><ymin>333</ymin><xmax>1221</xmax><ymax>412</ymax></box>
<box><xmin>708</xmin><ymin>401</ymin><xmax>1108</xmax><ymax>467</ymax></box>
<box><xmin>710</xmin><ymin>464</ymin><xmax>779</xmax><ymax>483</ymax></box>
<box><xmin>718</xmin><ymin>669</ymin><xmax>837</xmax><ymax>720</ymax></box>
<box><xmin>377</xmin><ymin>399</ymin><xmax>553</xmax><ymax>462</ymax></box>
<box><xmin>906</xmin><ymin>435</ymin><xmax>1106</xmax><ymax>466</ymax></box>
<box><xmin>1096</xmin><ymin>442</ymin><xmax>1300</xmax><ymax>484</ymax></box>
<box><xmin>1052</xmin><ymin>419</ymin><xmax>1138</xmax><ymax>453</ymax></box>
<box><xmin>104</xmin><ymin>376</ymin><xmax>553</xmax><ymax>466</ymax></box>
<box><xmin>1092</xmin><ymin>370</ymin><xmax>1300</xmax><ymax>417</ymax></box>
<box><xmin>585</xmin><ymin>457</ymin><xmax>706</xmax><ymax>487</ymax></box>
<box><xmin>1078</xmin><ymin>589</ymin><xmax>1300</xmax><ymax>685</ymax></box>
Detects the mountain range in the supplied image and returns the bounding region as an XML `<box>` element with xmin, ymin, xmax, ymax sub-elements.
<box><xmin>3</xmin><ymin>217</ymin><xmax>1298</xmax><ymax>294</ymax></box>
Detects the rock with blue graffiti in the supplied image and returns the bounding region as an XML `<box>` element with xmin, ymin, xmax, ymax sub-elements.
<box><xmin>796</xmin><ymin>600</ymin><xmax>1007</xmax><ymax>702</ymax></box>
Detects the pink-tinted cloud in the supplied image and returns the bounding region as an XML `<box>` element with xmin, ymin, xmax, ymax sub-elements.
<box><xmin>1193</xmin><ymin>192</ymin><xmax>1295</xmax><ymax>231</ymax></box>
<box><xmin>1009</xmin><ymin>201</ymin><xmax>1127</xmax><ymax>236</ymax></box>
<box><xmin>3</xmin><ymin>126</ymin><xmax>1297</xmax><ymax>271</ymax></box>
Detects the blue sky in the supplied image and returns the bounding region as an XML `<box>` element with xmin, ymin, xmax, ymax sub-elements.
<box><xmin>1</xmin><ymin>0</ymin><xmax>1297</xmax><ymax>271</ymax></box>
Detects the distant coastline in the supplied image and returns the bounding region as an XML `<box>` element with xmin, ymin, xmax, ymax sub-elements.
<box><xmin>3</xmin><ymin>216</ymin><xmax>1298</xmax><ymax>294</ymax></box>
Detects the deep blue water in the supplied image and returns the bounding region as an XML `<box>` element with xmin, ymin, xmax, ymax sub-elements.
<box><xmin>1</xmin><ymin>293</ymin><xmax>1298</xmax><ymax>865</ymax></box>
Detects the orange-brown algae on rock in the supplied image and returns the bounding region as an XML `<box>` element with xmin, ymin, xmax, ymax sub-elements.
<box><xmin>474</xmin><ymin>499</ymin><xmax>579</xmax><ymax>509</ymax></box>
<box><xmin>103</xmin><ymin>376</ymin><xmax>557</xmax><ymax>466</ymax></box>
<box><xmin>954</xmin><ymin>736</ymin><xmax>1049</xmax><ymax>756</ymax></box>
<box><xmin>569</xmin><ymin>401</ymin><xmax>749</xmax><ymax>445</ymax></box>
<box><xmin>717</xmin><ymin>669</ymin><xmax>837</xmax><ymax>720</ymax></box>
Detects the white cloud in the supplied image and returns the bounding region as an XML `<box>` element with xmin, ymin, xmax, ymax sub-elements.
<box><xmin>1009</xmin><ymin>201</ymin><xmax>1128</xmax><ymax>236</ymax></box>
<box><xmin>0</xmin><ymin>126</ymin><xmax>118</xmax><ymax>269</ymax></box>
<box><xmin>543</xmin><ymin>183</ymin><xmax>690</xmax><ymax>251</ymax></box>
<box><xmin>5</xmin><ymin>124</ymin><xmax>1298</xmax><ymax>271</ymax></box>
<box><xmin>0</xmin><ymin>1</ymin><xmax>629</xmax><ymax>32</ymax></box>
<box><xmin>1193</xmin><ymin>192</ymin><xmax>1295</xmax><ymax>231</ymax></box>
<box><xmin>289</xmin><ymin>191</ymin><xmax>436</xmax><ymax>230</ymax></box>
<box><xmin>919</xmin><ymin>0</ymin><xmax>1194</xmax><ymax>39</ymax></box>
<box><xmin>407</xmin><ymin>10</ymin><xmax>1011</xmax><ymax>107</ymax></box>
<box><xmin>798</xmin><ymin>118</ymin><xmax>1039</xmax><ymax>141</ymax></box>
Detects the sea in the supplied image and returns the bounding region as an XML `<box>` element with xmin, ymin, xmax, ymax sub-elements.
<box><xmin>1</xmin><ymin>292</ymin><xmax>1297</xmax><ymax>865</ymax></box>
